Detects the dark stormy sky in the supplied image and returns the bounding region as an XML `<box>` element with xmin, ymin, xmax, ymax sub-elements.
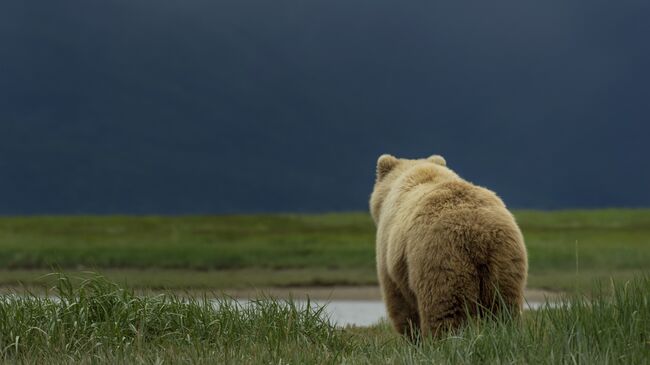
<box><xmin>1</xmin><ymin>0</ymin><xmax>649</xmax><ymax>214</ymax></box>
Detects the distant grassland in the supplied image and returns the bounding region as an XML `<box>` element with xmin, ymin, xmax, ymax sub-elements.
<box><xmin>0</xmin><ymin>209</ymin><xmax>648</xmax><ymax>291</ymax></box>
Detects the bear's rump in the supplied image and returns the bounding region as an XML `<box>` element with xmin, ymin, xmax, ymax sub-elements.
<box><xmin>402</xmin><ymin>207</ymin><xmax>524</xmax><ymax>293</ymax></box>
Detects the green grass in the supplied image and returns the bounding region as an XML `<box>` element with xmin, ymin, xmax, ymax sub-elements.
<box><xmin>517</xmin><ymin>209</ymin><xmax>650</xmax><ymax>291</ymax></box>
<box><xmin>0</xmin><ymin>213</ymin><xmax>374</xmax><ymax>270</ymax></box>
<box><xmin>0</xmin><ymin>209</ymin><xmax>649</xmax><ymax>291</ymax></box>
<box><xmin>0</xmin><ymin>273</ymin><xmax>648</xmax><ymax>364</ymax></box>
<box><xmin>0</xmin><ymin>268</ymin><xmax>378</xmax><ymax>290</ymax></box>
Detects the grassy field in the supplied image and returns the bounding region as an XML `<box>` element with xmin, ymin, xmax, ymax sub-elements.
<box><xmin>0</xmin><ymin>209</ymin><xmax>648</xmax><ymax>291</ymax></box>
<box><xmin>0</xmin><ymin>273</ymin><xmax>647</xmax><ymax>364</ymax></box>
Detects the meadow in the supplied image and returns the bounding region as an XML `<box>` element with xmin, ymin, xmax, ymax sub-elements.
<box><xmin>0</xmin><ymin>273</ymin><xmax>647</xmax><ymax>364</ymax></box>
<box><xmin>0</xmin><ymin>210</ymin><xmax>648</xmax><ymax>363</ymax></box>
<box><xmin>0</xmin><ymin>209</ymin><xmax>649</xmax><ymax>292</ymax></box>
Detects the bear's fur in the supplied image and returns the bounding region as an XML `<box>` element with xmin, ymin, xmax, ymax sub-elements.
<box><xmin>370</xmin><ymin>154</ymin><xmax>527</xmax><ymax>338</ymax></box>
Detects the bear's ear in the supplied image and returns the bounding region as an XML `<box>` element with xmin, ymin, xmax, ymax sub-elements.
<box><xmin>376</xmin><ymin>154</ymin><xmax>398</xmax><ymax>180</ymax></box>
<box><xmin>427</xmin><ymin>155</ymin><xmax>446</xmax><ymax>166</ymax></box>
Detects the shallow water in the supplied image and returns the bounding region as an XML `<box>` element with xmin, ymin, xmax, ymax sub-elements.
<box><xmin>304</xmin><ymin>300</ymin><xmax>387</xmax><ymax>327</ymax></box>
<box><xmin>2</xmin><ymin>294</ymin><xmax>548</xmax><ymax>328</ymax></box>
<box><xmin>237</xmin><ymin>299</ymin><xmax>549</xmax><ymax>327</ymax></box>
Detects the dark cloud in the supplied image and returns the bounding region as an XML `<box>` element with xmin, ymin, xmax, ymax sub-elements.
<box><xmin>1</xmin><ymin>0</ymin><xmax>649</xmax><ymax>214</ymax></box>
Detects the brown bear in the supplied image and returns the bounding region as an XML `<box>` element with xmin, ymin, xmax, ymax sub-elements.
<box><xmin>370</xmin><ymin>154</ymin><xmax>527</xmax><ymax>338</ymax></box>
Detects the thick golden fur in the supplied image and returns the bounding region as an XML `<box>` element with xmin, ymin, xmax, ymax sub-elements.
<box><xmin>370</xmin><ymin>154</ymin><xmax>527</xmax><ymax>338</ymax></box>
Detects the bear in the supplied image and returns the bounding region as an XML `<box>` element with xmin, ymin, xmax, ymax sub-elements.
<box><xmin>370</xmin><ymin>154</ymin><xmax>528</xmax><ymax>339</ymax></box>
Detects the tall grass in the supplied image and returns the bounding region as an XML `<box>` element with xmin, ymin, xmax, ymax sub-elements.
<box><xmin>372</xmin><ymin>278</ymin><xmax>650</xmax><ymax>364</ymax></box>
<box><xmin>0</xmin><ymin>273</ymin><xmax>346</xmax><ymax>363</ymax></box>
<box><xmin>0</xmin><ymin>273</ymin><xmax>648</xmax><ymax>364</ymax></box>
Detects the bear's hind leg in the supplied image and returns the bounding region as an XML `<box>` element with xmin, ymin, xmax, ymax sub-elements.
<box><xmin>380</xmin><ymin>271</ymin><xmax>419</xmax><ymax>339</ymax></box>
<box><xmin>412</xmin><ymin>266</ymin><xmax>480</xmax><ymax>339</ymax></box>
<box><xmin>481</xmin><ymin>253</ymin><xmax>527</xmax><ymax>318</ymax></box>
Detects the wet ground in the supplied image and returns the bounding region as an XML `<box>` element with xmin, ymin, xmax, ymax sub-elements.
<box><xmin>233</xmin><ymin>298</ymin><xmax>552</xmax><ymax>327</ymax></box>
<box><xmin>226</xmin><ymin>286</ymin><xmax>561</xmax><ymax>327</ymax></box>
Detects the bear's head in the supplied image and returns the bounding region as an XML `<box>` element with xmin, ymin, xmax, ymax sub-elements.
<box><xmin>369</xmin><ymin>154</ymin><xmax>447</xmax><ymax>223</ymax></box>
